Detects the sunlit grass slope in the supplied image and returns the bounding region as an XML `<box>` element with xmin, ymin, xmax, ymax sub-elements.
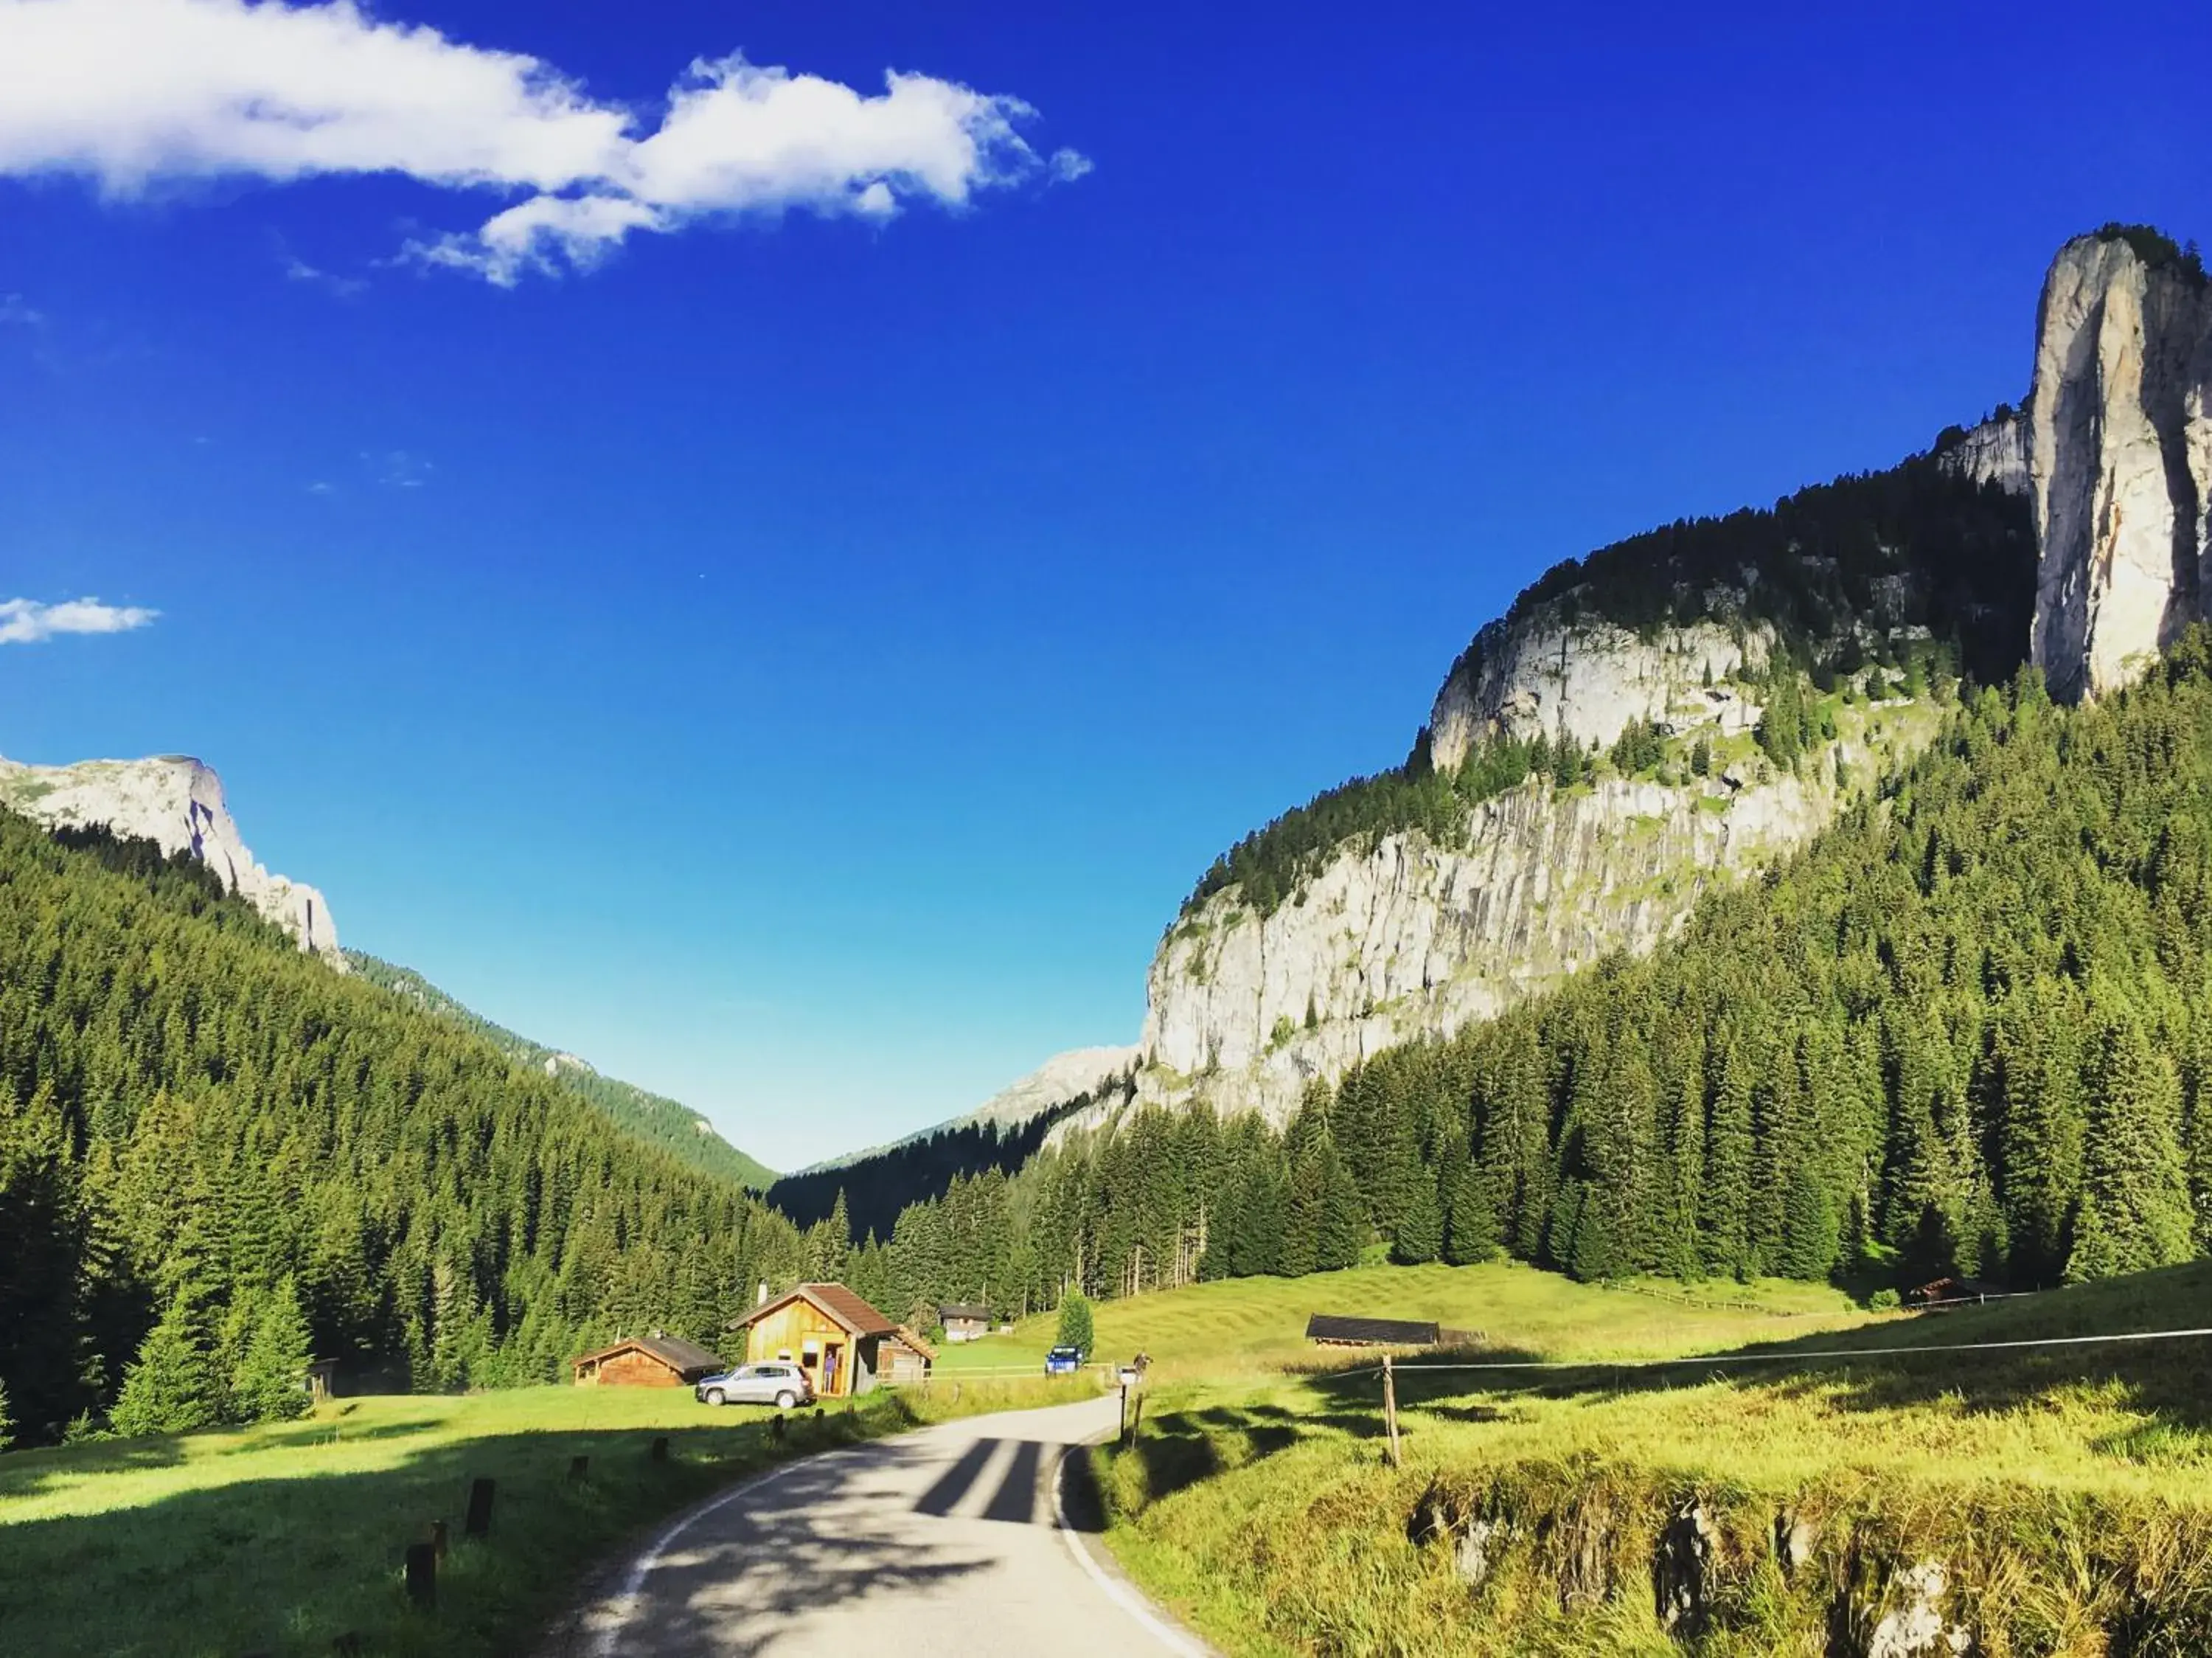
<box><xmin>1096</xmin><ymin>1263</ymin><xmax>2212</xmax><ymax>1657</ymax></box>
<box><xmin>0</xmin><ymin>1376</ymin><xmax>1081</xmax><ymax>1657</ymax></box>
<box><xmin>937</xmin><ymin>1258</ymin><xmax>1876</xmax><ymax>1382</ymax></box>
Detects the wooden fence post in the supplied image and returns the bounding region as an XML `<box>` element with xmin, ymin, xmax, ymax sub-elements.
<box><xmin>404</xmin><ymin>1541</ymin><xmax>437</xmax><ymax>1609</ymax></box>
<box><xmin>650</xmin><ymin>1436</ymin><xmax>669</xmax><ymax>1463</ymax></box>
<box><xmin>1382</xmin><ymin>1354</ymin><xmax>1402</xmax><ymax>1469</ymax></box>
<box><xmin>771</xmin><ymin>1414</ymin><xmax>787</xmax><ymax>1443</ymax></box>
<box><xmin>464</xmin><ymin>1477</ymin><xmax>495</xmax><ymax>1538</ymax></box>
<box><xmin>567</xmin><ymin>1454</ymin><xmax>590</xmax><ymax>1482</ymax></box>
<box><xmin>430</xmin><ymin>1520</ymin><xmax>448</xmax><ymax>1561</ymax></box>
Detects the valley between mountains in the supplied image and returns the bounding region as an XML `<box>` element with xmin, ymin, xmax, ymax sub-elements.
<box><xmin>7</xmin><ymin>226</ymin><xmax>2212</xmax><ymax>1657</ymax></box>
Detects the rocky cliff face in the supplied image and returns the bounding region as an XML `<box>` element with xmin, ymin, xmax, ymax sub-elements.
<box><xmin>1427</xmin><ymin>615</ymin><xmax>1772</xmax><ymax>770</ymax></box>
<box><xmin>2028</xmin><ymin>232</ymin><xmax>2212</xmax><ymax>701</ymax></box>
<box><xmin>0</xmin><ymin>753</ymin><xmax>343</xmax><ymax>963</ymax></box>
<box><xmin>983</xmin><ymin>228</ymin><xmax>2199</xmax><ymax>1144</ymax></box>
<box><xmin>1128</xmin><ymin>698</ymin><xmax>1936</xmax><ymax>1125</ymax></box>
<box><xmin>1941</xmin><ymin>407</ymin><xmax>2031</xmax><ymax>497</ymax></box>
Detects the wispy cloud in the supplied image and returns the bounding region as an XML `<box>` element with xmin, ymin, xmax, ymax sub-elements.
<box><xmin>0</xmin><ymin>0</ymin><xmax>1088</xmax><ymax>285</ymax></box>
<box><xmin>283</xmin><ymin>254</ymin><xmax>366</xmax><ymax>297</ymax></box>
<box><xmin>362</xmin><ymin>449</ymin><xmax>431</xmax><ymax>488</ymax></box>
<box><xmin>0</xmin><ymin>293</ymin><xmax>44</xmax><ymax>325</ymax></box>
<box><xmin>0</xmin><ymin>596</ymin><xmax>159</xmax><ymax>644</ymax></box>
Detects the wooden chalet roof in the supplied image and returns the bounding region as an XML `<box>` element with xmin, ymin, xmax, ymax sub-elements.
<box><xmin>937</xmin><ymin>1303</ymin><xmax>993</xmax><ymax>1321</ymax></box>
<box><xmin>1305</xmin><ymin>1314</ymin><xmax>1441</xmax><ymax>1347</ymax></box>
<box><xmin>729</xmin><ymin>1282</ymin><xmax>899</xmax><ymax>1338</ymax></box>
<box><xmin>894</xmin><ymin>1325</ymin><xmax>939</xmax><ymax>1361</ymax></box>
<box><xmin>573</xmin><ymin>1333</ymin><xmax>726</xmax><ymax>1374</ymax></box>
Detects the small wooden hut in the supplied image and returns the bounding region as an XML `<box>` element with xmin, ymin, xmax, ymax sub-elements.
<box><xmin>938</xmin><ymin>1303</ymin><xmax>993</xmax><ymax>1343</ymax></box>
<box><xmin>571</xmin><ymin>1333</ymin><xmax>726</xmax><ymax>1387</ymax></box>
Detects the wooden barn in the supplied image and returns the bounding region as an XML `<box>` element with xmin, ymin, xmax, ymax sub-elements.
<box><xmin>571</xmin><ymin>1333</ymin><xmax>726</xmax><ymax>1388</ymax></box>
<box><xmin>938</xmin><ymin>1303</ymin><xmax>992</xmax><ymax>1343</ymax></box>
<box><xmin>726</xmin><ymin>1283</ymin><xmax>934</xmax><ymax>1397</ymax></box>
<box><xmin>1306</xmin><ymin>1314</ymin><xmax>1441</xmax><ymax>1348</ymax></box>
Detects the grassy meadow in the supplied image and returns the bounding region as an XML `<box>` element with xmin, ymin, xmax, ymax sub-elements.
<box><xmin>936</xmin><ymin>1258</ymin><xmax>1876</xmax><ymax>1383</ymax></box>
<box><xmin>0</xmin><ymin>1374</ymin><xmax>1088</xmax><ymax>1657</ymax></box>
<box><xmin>1088</xmin><ymin>1263</ymin><xmax>2212</xmax><ymax>1656</ymax></box>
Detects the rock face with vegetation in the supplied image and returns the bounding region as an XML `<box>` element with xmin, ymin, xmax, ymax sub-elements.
<box><xmin>2029</xmin><ymin>226</ymin><xmax>2212</xmax><ymax>701</ymax></box>
<box><xmin>1136</xmin><ymin>702</ymin><xmax>1933</xmax><ymax>1126</ymax></box>
<box><xmin>1123</xmin><ymin>445</ymin><xmax>2030</xmax><ymax>1127</ymax></box>
<box><xmin>0</xmin><ymin>752</ymin><xmax>341</xmax><ymax>963</ymax></box>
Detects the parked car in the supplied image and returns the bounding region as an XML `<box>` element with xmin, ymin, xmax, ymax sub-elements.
<box><xmin>695</xmin><ymin>1361</ymin><xmax>815</xmax><ymax>1409</ymax></box>
<box><xmin>1043</xmin><ymin>1345</ymin><xmax>1085</xmax><ymax>1376</ymax></box>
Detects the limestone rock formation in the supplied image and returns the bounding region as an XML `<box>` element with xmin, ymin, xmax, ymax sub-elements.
<box><xmin>1127</xmin><ymin>700</ymin><xmax>1930</xmax><ymax>1125</ymax></box>
<box><xmin>0</xmin><ymin>752</ymin><xmax>343</xmax><ymax>964</ymax></box>
<box><xmin>1426</xmin><ymin>614</ymin><xmax>1770</xmax><ymax>769</ymax></box>
<box><xmin>2028</xmin><ymin>231</ymin><xmax>2212</xmax><ymax>701</ymax></box>
<box><xmin>1939</xmin><ymin>406</ymin><xmax>2031</xmax><ymax>497</ymax></box>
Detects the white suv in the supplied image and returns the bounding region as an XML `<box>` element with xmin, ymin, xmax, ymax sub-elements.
<box><xmin>695</xmin><ymin>1362</ymin><xmax>815</xmax><ymax>1409</ymax></box>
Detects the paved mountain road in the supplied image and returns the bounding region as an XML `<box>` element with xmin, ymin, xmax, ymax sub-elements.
<box><xmin>566</xmin><ymin>1394</ymin><xmax>1209</xmax><ymax>1657</ymax></box>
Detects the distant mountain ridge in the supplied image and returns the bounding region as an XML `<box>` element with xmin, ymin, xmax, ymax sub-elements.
<box><xmin>344</xmin><ymin>951</ymin><xmax>776</xmax><ymax>1190</ymax></box>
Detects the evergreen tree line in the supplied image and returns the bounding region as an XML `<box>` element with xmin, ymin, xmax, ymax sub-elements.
<box><xmin>863</xmin><ymin>638</ymin><xmax>2212</xmax><ymax>1317</ymax></box>
<box><xmin>765</xmin><ymin>1077</ymin><xmax>1128</xmax><ymax>1241</ymax></box>
<box><xmin>0</xmin><ymin>816</ymin><xmax>807</xmax><ymax>1446</ymax></box>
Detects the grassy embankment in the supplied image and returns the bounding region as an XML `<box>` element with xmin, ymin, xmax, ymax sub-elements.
<box><xmin>1044</xmin><ymin>1260</ymin><xmax>2212</xmax><ymax>1656</ymax></box>
<box><xmin>0</xmin><ymin>1374</ymin><xmax>1089</xmax><ymax>1657</ymax></box>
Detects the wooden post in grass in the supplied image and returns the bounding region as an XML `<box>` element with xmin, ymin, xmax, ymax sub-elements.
<box><xmin>464</xmin><ymin>1477</ymin><xmax>495</xmax><ymax>1538</ymax></box>
<box><xmin>771</xmin><ymin>1414</ymin><xmax>787</xmax><ymax>1443</ymax></box>
<box><xmin>430</xmin><ymin>1520</ymin><xmax>449</xmax><ymax>1561</ymax></box>
<box><xmin>568</xmin><ymin>1454</ymin><xmax>590</xmax><ymax>1482</ymax></box>
<box><xmin>404</xmin><ymin>1542</ymin><xmax>437</xmax><ymax>1609</ymax></box>
<box><xmin>1381</xmin><ymin>1354</ymin><xmax>1402</xmax><ymax>1469</ymax></box>
<box><xmin>1130</xmin><ymin>1389</ymin><xmax>1144</xmax><ymax>1444</ymax></box>
<box><xmin>650</xmin><ymin>1435</ymin><xmax>669</xmax><ymax>1463</ymax></box>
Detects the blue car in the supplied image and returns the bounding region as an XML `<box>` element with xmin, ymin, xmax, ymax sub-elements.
<box><xmin>1044</xmin><ymin>1345</ymin><xmax>1085</xmax><ymax>1376</ymax></box>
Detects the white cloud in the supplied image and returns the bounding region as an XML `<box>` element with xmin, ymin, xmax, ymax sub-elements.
<box><xmin>0</xmin><ymin>292</ymin><xmax>44</xmax><ymax>325</ymax></box>
<box><xmin>0</xmin><ymin>0</ymin><xmax>1086</xmax><ymax>283</ymax></box>
<box><xmin>0</xmin><ymin>596</ymin><xmax>159</xmax><ymax>644</ymax></box>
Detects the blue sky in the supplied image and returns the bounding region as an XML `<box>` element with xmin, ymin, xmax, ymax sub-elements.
<box><xmin>1</xmin><ymin>0</ymin><xmax>2207</xmax><ymax>1170</ymax></box>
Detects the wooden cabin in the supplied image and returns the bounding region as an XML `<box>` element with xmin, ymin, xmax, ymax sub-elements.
<box><xmin>726</xmin><ymin>1283</ymin><xmax>934</xmax><ymax>1397</ymax></box>
<box><xmin>938</xmin><ymin>1303</ymin><xmax>992</xmax><ymax>1343</ymax></box>
<box><xmin>571</xmin><ymin>1333</ymin><xmax>726</xmax><ymax>1387</ymax></box>
<box><xmin>1306</xmin><ymin>1314</ymin><xmax>1441</xmax><ymax>1348</ymax></box>
<box><xmin>1907</xmin><ymin>1276</ymin><xmax>2002</xmax><ymax>1309</ymax></box>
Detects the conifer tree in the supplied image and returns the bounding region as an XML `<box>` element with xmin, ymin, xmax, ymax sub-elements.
<box><xmin>231</xmin><ymin>1277</ymin><xmax>315</xmax><ymax>1424</ymax></box>
<box><xmin>1393</xmin><ymin>1167</ymin><xmax>1441</xmax><ymax>1264</ymax></box>
<box><xmin>1054</xmin><ymin>1290</ymin><xmax>1093</xmax><ymax>1356</ymax></box>
<box><xmin>2066</xmin><ymin>1011</ymin><xmax>2195</xmax><ymax>1283</ymax></box>
<box><xmin>110</xmin><ymin>1294</ymin><xmax>222</xmax><ymax>1438</ymax></box>
<box><xmin>1441</xmin><ymin>1153</ymin><xmax>1498</xmax><ymax>1265</ymax></box>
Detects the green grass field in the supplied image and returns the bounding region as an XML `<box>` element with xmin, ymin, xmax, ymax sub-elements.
<box><xmin>939</xmin><ymin>1258</ymin><xmax>1876</xmax><ymax>1384</ymax></box>
<box><xmin>1091</xmin><ymin>1263</ymin><xmax>2212</xmax><ymax>1656</ymax></box>
<box><xmin>13</xmin><ymin>1257</ymin><xmax>2212</xmax><ymax>1657</ymax></box>
<box><xmin>0</xmin><ymin>1375</ymin><xmax>1089</xmax><ymax>1657</ymax></box>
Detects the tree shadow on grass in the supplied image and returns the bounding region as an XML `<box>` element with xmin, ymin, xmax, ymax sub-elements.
<box><xmin>0</xmin><ymin>1406</ymin><xmax>912</xmax><ymax>1658</ymax></box>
